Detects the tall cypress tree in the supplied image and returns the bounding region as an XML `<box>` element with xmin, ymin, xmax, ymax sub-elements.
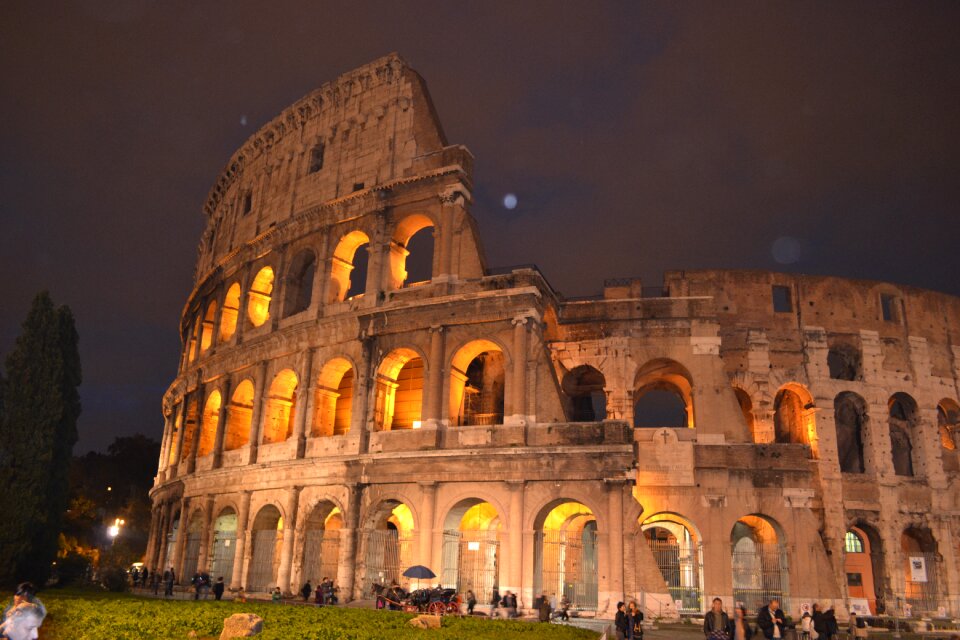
<box><xmin>0</xmin><ymin>292</ymin><xmax>82</xmax><ymax>585</ymax></box>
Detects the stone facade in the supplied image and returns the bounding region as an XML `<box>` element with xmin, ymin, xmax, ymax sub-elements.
<box><xmin>147</xmin><ymin>54</ymin><xmax>960</xmax><ymax>620</ymax></box>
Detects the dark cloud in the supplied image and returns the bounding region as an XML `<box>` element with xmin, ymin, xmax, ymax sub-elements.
<box><xmin>1</xmin><ymin>1</ymin><xmax>957</xmax><ymax>451</ymax></box>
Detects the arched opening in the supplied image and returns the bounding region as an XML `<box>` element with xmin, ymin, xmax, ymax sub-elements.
<box><xmin>167</xmin><ymin>406</ymin><xmax>183</xmax><ymax>466</ymax></box>
<box><xmin>388</xmin><ymin>214</ymin><xmax>435</xmax><ymax>289</ymax></box>
<box><xmin>731</xmin><ymin>515</ymin><xmax>789</xmax><ymax>611</ymax></box>
<box><xmin>247</xmin><ymin>505</ymin><xmax>284</xmax><ymax>592</ymax></box>
<box><xmin>827</xmin><ymin>342</ymin><xmax>862</xmax><ymax>381</ymax></box>
<box><xmin>186</xmin><ymin>314</ymin><xmax>200</xmax><ymax>364</ymax></box>
<box><xmin>361</xmin><ymin>501</ymin><xmax>415</xmax><ymax>594</ymax></box>
<box><xmin>534</xmin><ymin>501</ymin><xmax>598</xmax><ymax>611</ymax></box>
<box><xmin>219</xmin><ymin>283</ymin><xmax>241</xmax><ymax>341</ymax></box>
<box><xmin>283</xmin><ymin>249</ymin><xmax>316</xmax><ymax>317</ymax></box>
<box><xmin>300</xmin><ymin>502</ymin><xmax>342</xmax><ymax>587</ymax></box>
<box><xmin>182</xmin><ymin>511</ymin><xmax>204</xmax><ymax>579</ymax></box>
<box><xmin>312</xmin><ymin>358</ymin><xmax>354</xmax><ymax>437</ymax></box>
<box><xmin>901</xmin><ymin>527</ymin><xmax>941</xmax><ymax>615</ymax></box>
<box><xmin>179</xmin><ymin>397</ymin><xmax>200</xmax><ymax>461</ymax></box>
<box><xmin>937</xmin><ymin>399</ymin><xmax>959</xmax><ymax>473</ymax></box>
<box><xmin>247</xmin><ymin>266</ymin><xmax>274</xmax><ymax>327</ymax></box>
<box><xmin>210</xmin><ymin>508</ymin><xmax>237</xmax><ymax>582</ymax></box>
<box><xmin>449</xmin><ymin>340</ymin><xmax>505</xmax><ymax>427</ymax></box>
<box><xmin>224</xmin><ymin>379</ymin><xmax>254</xmax><ymax>451</ymax></box>
<box><xmin>440</xmin><ymin>500</ymin><xmax>501</xmax><ymax>602</ymax></box>
<box><xmin>835</xmin><ymin>392</ymin><xmax>867</xmax><ymax>473</ymax></box>
<box><xmin>633</xmin><ymin>359</ymin><xmax>694</xmax><ymax>428</ymax></box>
<box><xmin>262</xmin><ymin>369</ymin><xmax>298</xmax><ymax>444</ymax></box>
<box><xmin>562</xmin><ymin>366</ymin><xmax>607</xmax><ymax>422</ymax></box>
<box><xmin>773</xmin><ymin>384</ymin><xmax>816</xmax><ymax>450</ymax></box>
<box><xmin>640</xmin><ymin>513</ymin><xmax>704</xmax><ymax>613</ymax></box>
<box><xmin>329</xmin><ymin>231</ymin><xmax>370</xmax><ymax>302</ymax></box>
<box><xmin>375</xmin><ymin>349</ymin><xmax>423</xmax><ymax>431</ymax></box>
<box><xmin>734</xmin><ymin>388</ymin><xmax>757</xmax><ymax>441</ymax></box>
<box><xmin>198</xmin><ymin>390</ymin><xmax>221</xmax><ymax>458</ymax></box>
<box><xmin>844</xmin><ymin>524</ymin><xmax>883</xmax><ymax>614</ymax></box>
<box><xmin>200</xmin><ymin>300</ymin><xmax>217</xmax><ymax>353</ymax></box>
<box><xmin>888</xmin><ymin>393</ymin><xmax>918</xmax><ymax>477</ymax></box>
<box><xmin>165</xmin><ymin>512</ymin><xmax>181</xmax><ymax>572</ymax></box>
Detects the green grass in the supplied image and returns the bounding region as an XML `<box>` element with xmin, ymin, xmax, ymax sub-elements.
<box><xmin>15</xmin><ymin>589</ymin><xmax>598</xmax><ymax>640</ymax></box>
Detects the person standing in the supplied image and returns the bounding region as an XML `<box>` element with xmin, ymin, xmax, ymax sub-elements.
<box><xmin>757</xmin><ymin>598</ymin><xmax>786</xmax><ymax>640</ymax></box>
<box><xmin>213</xmin><ymin>577</ymin><xmax>225</xmax><ymax>601</ymax></box>
<box><xmin>164</xmin><ymin>568</ymin><xmax>175</xmax><ymax>597</ymax></box>
<box><xmin>703</xmin><ymin>598</ymin><xmax>730</xmax><ymax>639</ymax></box>
<box><xmin>733</xmin><ymin>605</ymin><xmax>752</xmax><ymax>640</ymax></box>
<box><xmin>490</xmin><ymin>588</ymin><xmax>500</xmax><ymax>617</ymax></box>
<box><xmin>300</xmin><ymin>580</ymin><xmax>312</xmax><ymax>603</ymax></box>
<box><xmin>465</xmin><ymin>590</ymin><xmax>476</xmax><ymax>615</ymax></box>
<box><xmin>537</xmin><ymin>592</ymin><xmax>551</xmax><ymax>622</ymax></box>
<box><xmin>615</xmin><ymin>602</ymin><xmax>629</xmax><ymax>640</ymax></box>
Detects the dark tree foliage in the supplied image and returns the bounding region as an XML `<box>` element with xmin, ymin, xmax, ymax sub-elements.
<box><xmin>0</xmin><ymin>292</ymin><xmax>81</xmax><ymax>586</ymax></box>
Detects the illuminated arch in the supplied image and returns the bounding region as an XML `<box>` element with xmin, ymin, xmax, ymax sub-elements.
<box><xmin>200</xmin><ymin>300</ymin><xmax>217</xmax><ymax>353</ymax></box>
<box><xmin>440</xmin><ymin>499</ymin><xmax>501</xmax><ymax>599</ymax></box>
<box><xmin>533</xmin><ymin>500</ymin><xmax>599</xmax><ymax>610</ymax></box>
<box><xmin>312</xmin><ymin>357</ymin><xmax>354</xmax><ymax>437</ymax></box>
<box><xmin>262</xmin><ymin>369</ymin><xmax>298</xmax><ymax>444</ymax></box>
<box><xmin>633</xmin><ymin>358</ymin><xmax>695</xmax><ymax>428</ymax></box>
<box><xmin>375</xmin><ymin>348</ymin><xmax>424</xmax><ymax>430</ymax></box>
<box><xmin>300</xmin><ymin>501</ymin><xmax>343</xmax><ymax>585</ymax></box>
<box><xmin>247</xmin><ymin>266</ymin><xmax>274</xmax><ymax>327</ymax></box>
<box><xmin>224</xmin><ymin>379</ymin><xmax>255</xmax><ymax>451</ymax></box>
<box><xmin>388</xmin><ymin>213</ymin><xmax>435</xmax><ymax>290</ymax></box>
<box><xmin>773</xmin><ymin>383</ymin><xmax>817</xmax><ymax>454</ymax></box>
<box><xmin>210</xmin><ymin>507</ymin><xmax>238</xmax><ymax>581</ymax></box>
<box><xmin>247</xmin><ymin>505</ymin><xmax>284</xmax><ymax>592</ymax></box>
<box><xmin>219</xmin><ymin>283</ymin><xmax>241</xmax><ymax>341</ymax></box>
<box><xmin>449</xmin><ymin>339</ymin><xmax>506</xmax><ymax>426</ymax></box>
<box><xmin>360</xmin><ymin>500</ymin><xmax>415</xmax><ymax>593</ymax></box>
<box><xmin>730</xmin><ymin>514</ymin><xmax>789</xmax><ymax>611</ymax></box>
<box><xmin>329</xmin><ymin>230</ymin><xmax>370</xmax><ymax>302</ymax></box>
<box><xmin>198</xmin><ymin>389</ymin><xmax>222</xmax><ymax>457</ymax></box>
<box><xmin>733</xmin><ymin>387</ymin><xmax>758</xmax><ymax>441</ymax></box>
<box><xmin>937</xmin><ymin>398</ymin><xmax>959</xmax><ymax>451</ymax></box>
<box><xmin>639</xmin><ymin>512</ymin><xmax>704</xmax><ymax>613</ymax></box>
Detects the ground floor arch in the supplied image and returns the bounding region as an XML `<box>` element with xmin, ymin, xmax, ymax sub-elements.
<box><xmin>440</xmin><ymin>499</ymin><xmax>501</xmax><ymax>602</ymax></box>
<box><xmin>210</xmin><ymin>508</ymin><xmax>238</xmax><ymax>582</ymax></box>
<box><xmin>300</xmin><ymin>501</ymin><xmax>343</xmax><ymax>586</ymax></box>
<box><xmin>640</xmin><ymin>512</ymin><xmax>704</xmax><ymax>613</ymax></box>
<box><xmin>247</xmin><ymin>505</ymin><xmax>283</xmax><ymax>592</ymax></box>
<box><xmin>844</xmin><ymin>523</ymin><xmax>883</xmax><ymax>614</ymax></box>
<box><xmin>731</xmin><ymin>514</ymin><xmax>789</xmax><ymax>611</ymax></box>
<box><xmin>359</xmin><ymin>500</ymin><xmax>415</xmax><ymax>594</ymax></box>
<box><xmin>533</xmin><ymin>500</ymin><xmax>598</xmax><ymax>611</ymax></box>
<box><xmin>902</xmin><ymin>526</ymin><xmax>942</xmax><ymax>615</ymax></box>
<box><xmin>181</xmin><ymin>511</ymin><xmax>204</xmax><ymax>579</ymax></box>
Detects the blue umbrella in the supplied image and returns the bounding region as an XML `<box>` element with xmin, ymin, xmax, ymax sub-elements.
<box><xmin>403</xmin><ymin>565</ymin><xmax>436</xmax><ymax>580</ymax></box>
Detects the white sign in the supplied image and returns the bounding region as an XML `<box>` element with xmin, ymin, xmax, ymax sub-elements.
<box><xmin>799</xmin><ymin>602</ymin><xmax>811</xmax><ymax>615</ymax></box>
<box><xmin>909</xmin><ymin>556</ymin><xmax>927</xmax><ymax>583</ymax></box>
<box><xmin>849</xmin><ymin>599</ymin><xmax>870</xmax><ymax>616</ymax></box>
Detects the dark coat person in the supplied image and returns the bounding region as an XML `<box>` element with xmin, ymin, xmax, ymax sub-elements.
<box><xmin>213</xmin><ymin>577</ymin><xmax>225</xmax><ymax>601</ymax></box>
<box><xmin>757</xmin><ymin>599</ymin><xmax>787</xmax><ymax>640</ymax></box>
<box><xmin>704</xmin><ymin>598</ymin><xmax>730</xmax><ymax>638</ymax></box>
<box><xmin>615</xmin><ymin>602</ymin><xmax>629</xmax><ymax>640</ymax></box>
<box><xmin>536</xmin><ymin>593</ymin><xmax>551</xmax><ymax>622</ymax></box>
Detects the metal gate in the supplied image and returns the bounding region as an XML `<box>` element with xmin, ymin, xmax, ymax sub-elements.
<box><xmin>361</xmin><ymin>529</ymin><xmax>412</xmax><ymax>594</ymax></box>
<box><xmin>534</xmin><ymin>529</ymin><xmax>599</xmax><ymax>610</ymax></box>
<box><xmin>209</xmin><ymin>530</ymin><xmax>236</xmax><ymax>582</ymax></box>
<box><xmin>440</xmin><ymin>530</ymin><xmax>499</xmax><ymax>602</ymax></box>
<box><xmin>904</xmin><ymin>552</ymin><xmax>942</xmax><ymax>615</ymax></box>
<box><xmin>647</xmin><ymin>538</ymin><xmax>704</xmax><ymax>612</ymax></box>
<box><xmin>732</xmin><ymin>541</ymin><xmax>790</xmax><ymax>611</ymax></box>
<box><xmin>302</xmin><ymin>529</ymin><xmax>341</xmax><ymax>584</ymax></box>
<box><xmin>182</xmin><ymin>532</ymin><xmax>201</xmax><ymax>579</ymax></box>
<box><xmin>247</xmin><ymin>529</ymin><xmax>279</xmax><ymax>592</ymax></box>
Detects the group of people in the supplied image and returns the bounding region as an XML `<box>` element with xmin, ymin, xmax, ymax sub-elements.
<box><xmin>1</xmin><ymin>583</ymin><xmax>45</xmax><ymax>640</ymax></box>
<box><xmin>614</xmin><ymin>600</ymin><xmax>645</xmax><ymax>639</ymax></box>
<box><xmin>700</xmin><ymin>598</ymin><xmax>870</xmax><ymax>640</ymax></box>
<box><xmin>489</xmin><ymin>589</ymin><xmax>519</xmax><ymax>618</ymax></box>
<box><xmin>189</xmin><ymin>572</ymin><xmax>226</xmax><ymax>600</ymax></box>
<box><xmin>298</xmin><ymin>577</ymin><xmax>340</xmax><ymax>606</ymax></box>
<box><xmin>532</xmin><ymin>592</ymin><xmax>571</xmax><ymax>623</ymax></box>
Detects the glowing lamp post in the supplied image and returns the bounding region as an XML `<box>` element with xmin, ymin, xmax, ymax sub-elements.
<box><xmin>108</xmin><ymin>518</ymin><xmax>125</xmax><ymax>543</ymax></box>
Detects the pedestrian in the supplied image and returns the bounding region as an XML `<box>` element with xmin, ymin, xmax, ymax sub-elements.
<box><xmin>849</xmin><ymin>610</ymin><xmax>868</xmax><ymax>638</ymax></box>
<box><xmin>271</xmin><ymin>587</ymin><xmax>282</xmax><ymax>603</ymax></box>
<box><xmin>200</xmin><ymin>572</ymin><xmax>211</xmax><ymax>599</ymax></box>
<box><xmin>164</xmin><ymin>568</ymin><xmax>175</xmax><ymax>597</ymax></box>
<box><xmin>733</xmin><ymin>605</ymin><xmax>752</xmax><ymax>640</ymax></box>
<box><xmin>151</xmin><ymin>570</ymin><xmax>160</xmax><ymax>596</ymax></box>
<box><xmin>213</xmin><ymin>577</ymin><xmax>225</xmax><ymax>601</ymax></box>
<box><xmin>537</xmin><ymin>592</ymin><xmax>551</xmax><ymax>622</ymax></box>
<box><xmin>559</xmin><ymin>594</ymin><xmax>571</xmax><ymax>621</ymax></box>
<box><xmin>703</xmin><ymin>597</ymin><xmax>730</xmax><ymax>639</ymax></box>
<box><xmin>615</xmin><ymin>602</ymin><xmax>629</xmax><ymax>640</ymax></box>
<box><xmin>490</xmin><ymin>588</ymin><xmax>500</xmax><ymax>617</ymax></box>
<box><xmin>192</xmin><ymin>572</ymin><xmax>202</xmax><ymax>600</ymax></box>
<box><xmin>141</xmin><ymin>567</ymin><xmax>149</xmax><ymax>589</ymax></box>
<box><xmin>300</xmin><ymin>580</ymin><xmax>312</xmax><ymax>603</ymax></box>
<box><xmin>822</xmin><ymin>607</ymin><xmax>838</xmax><ymax>640</ymax></box>
<box><xmin>465</xmin><ymin>590</ymin><xmax>476</xmax><ymax>615</ymax></box>
<box><xmin>757</xmin><ymin>599</ymin><xmax>786</xmax><ymax>640</ymax></box>
<box><xmin>800</xmin><ymin>611</ymin><xmax>814</xmax><ymax>640</ymax></box>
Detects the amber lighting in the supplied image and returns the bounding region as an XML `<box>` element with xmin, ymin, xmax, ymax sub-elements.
<box><xmin>225</xmin><ymin>380</ymin><xmax>254</xmax><ymax>450</ymax></box>
<box><xmin>330</xmin><ymin>231</ymin><xmax>370</xmax><ymax>303</ymax></box>
<box><xmin>262</xmin><ymin>369</ymin><xmax>298</xmax><ymax>444</ymax></box>
<box><xmin>312</xmin><ymin>358</ymin><xmax>354</xmax><ymax>437</ymax></box>
<box><xmin>220</xmin><ymin>283</ymin><xmax>240</xmax><ymax>341</ymax></box>
<box><xmin>248</xmin><ymin>267</ymin><xmax>274</xmax><ymax>327</ymax></box>
<box><xmin>198</xmin><ymin>390</ymin><xmax>222</xmax><ymax>456</ymax></box>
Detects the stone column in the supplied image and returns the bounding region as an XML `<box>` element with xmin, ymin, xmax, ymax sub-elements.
<box><xmin>364</xmin><ymin>226</ymin><xmax>386</xmax><ymax>306</ymax></box>
<box><xmin>436</xmin><ymin>194</ymin><xmax>456</xmax><ymax>280</ymax></box>
<box><xmin>606</xmin><ymin>480</ymin><xmax>625</xmax><ymax>612</ymax></box>
<box><xmin>701</xmin><ymin>494</ymin><xmax>732</xmax><ymax>603</ymax></box>
<box><xmin>196</xmin><ymin>496</ymin><xmax>215</xmax><ymax>573</ymax></box>
<box><xmin>504</xmin><ymin>481</ymin><xmax>525</xmax><ymax>596</ymax></box>
<box><xmin>158</xmin><ymin>411</ymin><xmax>174</xmax><ymax>474</ymax></box>
<box><xmin>171</xmin><ymin>400</ymin><xmax>189</xmax><ymax>476</ymax></box>
<box><xmin>353</xmin><ymin>338</ymin><xmax>374</xmax><ymax>453</ymax></box>
<box><xmin>213</xmin><ymin>378</ymin><xmax>232</xmax><ymax>469</ymax></box>
<box><xmin>419</xmin><ymin>482</ymin><xmax>437</xmax><ymax>568</ymax></box>
<box><xmin>277</xmin><ymin>486</ymin><xmax>302</xmax><ymax>594</ymax></box>
<box><xmin>187</xmin><ymin>379</ymin><xmax>206</xmax><ymax>474</ymax></box>
<box><xmin>247</xmin><ymin>361</ymin><xmax>269</xmax><ymax>465</ymax></box>
<box><xmin>156</xmin><ymin>501</ymin><xmax>175</xmax><ymax>572</ymax></box>
<box><xmin>230</xmin><ymin>491</ymin><xmax>252</xmax><ymax>590</ymax></box>
<box><xmin>171</xmin><ymin>496</ymin><xmax>191</xmax><ymax>584</ymax></box>
<box><xmin>144</xmin><ymin>503</ymin><xmax>162</xmax><ymax>570</ymax></box>
<box><xmin>338</xmin><ymin>484</ymin><xmax>364</xmax><ymax>602</ymax></box>
<box><xmin>508</xmin><ymin>317</ymin><xmax>528</xmax><ymax>425</ymax></box>
<box><xmin>294</xmin><ymin>349</ymin><xmax>315</xmax><ymax>459</ymax></box>
<box><xmin>424</xmin><ymin>326</ymin><xmax>445</xmax><ymax>428</ymax></box>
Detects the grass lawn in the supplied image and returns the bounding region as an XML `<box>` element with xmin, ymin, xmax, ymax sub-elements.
<box><xmin>8</xmin><ymin>589</ymin><xmax>599</xmax><ymax>640</ymax></box>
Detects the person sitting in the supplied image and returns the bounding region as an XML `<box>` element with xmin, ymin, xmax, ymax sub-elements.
<box><xmin>271</xmin><ymin>586</ymin><xmax>282</xmax><ymax>603</ymax></box>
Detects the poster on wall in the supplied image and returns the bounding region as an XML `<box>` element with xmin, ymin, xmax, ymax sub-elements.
<box><xmin>909</xmin><ymin>556</ymin><xmax>928</xmax><ymax>583</ymax></box>
<box><xmin>849</xmin><ymin>599</ymin><xmax>870</xmax><ymax>616</ymax></box>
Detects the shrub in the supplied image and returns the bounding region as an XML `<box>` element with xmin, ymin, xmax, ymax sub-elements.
<box><xmin>99</xmin><ymin>567</ymin><xmax>129</xmax><ymax>592</ymax></box>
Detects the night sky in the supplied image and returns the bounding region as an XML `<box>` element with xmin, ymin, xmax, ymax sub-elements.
<box><xmin>2</xmin><ymin>2</ymin><xmax>958</xmax><ymax>453</ymax></box>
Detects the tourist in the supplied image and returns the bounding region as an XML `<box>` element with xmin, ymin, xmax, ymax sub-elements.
<box><xmin>733</xmin><ymin>605</ymin><xmax>752</xmax><ymax>640</ymax></box>
<box><xmin>271</xmin><ymin>587</ymin><xmax>282</xmax><ymax>603</ymax></box>
<box><xmin>1</xmin><ymin>583</ymin><xmax>46</xmax><ymax>640</ymax></box>
<box><xmin>559</xmin><ymin>594</ymin><xmax>571</xmax><ymax>621</ymax></box>
<box><xmin>489</xmin><ymin>588</ymin><xmax>500</xmax><ymax>616</ymax></box>
<box><xmin>615</xmin><ymin>602</ymin><xmax>629</xmax><ymax>640</ymax></box>
<box><xmin>703</xmin><ymin>597</ymin><xmax>730</xmax><ymax>639</ymax></box>
<box><xmin>822</xmin><ymin>607</ymin><xmax>838</xmax><ymax>640</ymax></box>
<box><xmin>465</xmin><ymin>590</ymin><xmax>476</xmax><ymax>615</ymax></box>
<box><xmin>849</xmin><ymin>610</ymin><xmax>868</xmax><ymax>638</ymax></box>
<box><xmin>300</xmin><ymin>580</ymin><xmax>312</xmax><ymax>603</ymax></box>
<box><xmin>213</xmin><ymin>577</ymin><xmax>225</xmax><ymax>601</ymax></box>
<box><xmin>192</xmin><ymin>572</ymin><xmax>202</xmax><ymax>600</ymax></box>
<box><xmin>163</xmin><ymin>568</ymin><xmax>175</xmax><ymax>597</ymax></box>
<box><xmin>151</xmin><ymin>569</ymin><xmax>160</xmax><ymax>595</ymax></box>
<box><xmin>626</xmin><ymin>601</ymin><xmax>643</xmax><ymax>639</ymax></box>
<box><xmin>757</xmin><ymin>598</ymin><xmax>786</xmax><ymax>640</ymax></box>
<box><xmin>141</xmin><ymin>567</ymin><xmax>149</xmax><ymax>589</ymax></box>
<box><xmin>536</xmin><ymin>592</ymin><xmax>551</xmax><ymax>622</ymax></box>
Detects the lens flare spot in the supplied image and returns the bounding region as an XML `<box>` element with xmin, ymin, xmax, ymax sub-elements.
<box><xmin>503</xmin><ymin>193</ymin><xmax>518</xmax><ymax>210</ymax></box>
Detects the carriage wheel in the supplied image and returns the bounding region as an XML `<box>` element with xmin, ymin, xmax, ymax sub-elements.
<box><xmin>428</xmin><ymin>601</ymin><xmax>445</xmax><ymax>616</ymax></box>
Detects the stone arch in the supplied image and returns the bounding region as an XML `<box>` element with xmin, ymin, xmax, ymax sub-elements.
<box><xmin>247</xmin><ymin>504</ymin><xmax>284</xmax><ymax>592</ymax></box>
<box><xmin>359</xmin><ymin>498</ymin><xmax>416</xmax><ymax>593</ymax></box>
<box><xmin>282</xmin><ymin>248</ymin><xmax>317</xmax><ymax>317</ymax></box>
<box><xmin>388</xmin><ymin>213</ymin><xmax>436</xmax><ymax>290</ymax></box>
<box><xmin>733</xmin><ymin>387</ymin><xmax>758</xmax><ymax>441</ymax></box>
<box><xmin>937</xmin><ymin>399</ymin><xmax>959</xmax><ymax>473</ymax></box>
<box><xmin>312</xmin><ymin>357</ymin><xmax>355</xmax><ymax>437</ymax></box>
<box><xmin>299</xmin><ymin>500</ymin><xmax>343</xmax><ymax>587</ymax></box>
<box><xmin>844</xmin><ymin>522</ymin><xmax>883</xmax><ymax>614</ymax></box>
<box><xmin>827</xmin><ymin>341</ymin><xmax>862</xmax><ymax>381</ymax></box>
<box><xmin>210</xmin><ymin>506</ymin><xmax>238</xmax><ymax>582</ymax></box>
<box><xmin>262</xmin><ymin>369</ymin><xmax>298</xmax><ymax>444</ymax></box>
<box><xmin>224</xmin><ymin>379</ymin><xmax>255</xmax><ymax>451</ymax></box>
<box><xmin>219</xmin><ymin>282</ymin><xmax>241</xmax><ymax>342</ymax></box>
<box><xmin>888</xmin><ymin>392</ymin><xmax>918</xmax><ymax>477</ymax></box>
<box><xmin>449</xmin><ymin>338</ymin><xmax>506</xmax><ymax>426</ymax></box>
<box><xmin>186</xmin><ymin>312</ymin><xmax>200</xmax><ymax>364</ymax></box>
<box><xmin>440</xmin><ymin>498</ymin><xmax>502</xmax><ymax>600</ymax></box>
<box><xmin>639</xmin><ymin>512</ymin><xmax>704</xmax><ymax>612</ymax></box>
<box><xmin>773</xmin><ymin>383</ymin><xmax>817</xmax><ymax>451</ymax></box>
<box><xmin>198</xmin><ymin>389</ymin><xmax>222</xmax><ymax>457</ymax></box>
<box><xmin>633</xmin><ymin>358</ymin><xmax>694</xmax><ymax>428</ymax></box>
<box><xmin>533</xmin><ymin>499</ymin><xmax>599</xmax><ymax>611</ymax></box>
<box><xmin>182</xmin><ymin>509</ymin><xmax>205</xmax><ymax>579</ymax></box>
<box><xmin>562</xmin><ymin>365</ymin><xmax>607</xmax><ymax>422</ymax></box>
<box><xmin>179</xmin><ymin>396</ymin><xmax>200</xmax><ymax>461</ymax></box>
<box><xmin>200</xmin><ymin>300</ymin><xmax>217</xmax><ymax>353</ymax></box>
<box><xmin>330</xmin><ymin>230</ymin><xmax>370</xmax><ymax>302</ymax></box>
<box><xmin>901</xmin><ymin>526</ymin><xmax>941</xmax><ymax>614</ymax></box>
<box><xmin>730</xmin><ymin>514</ymin><xmax>789</xmax><ymax>611</ymax></box>
<box><xmin>247</xmin><ymin>266</ymin><xmax>275</xmax><ymax>328</ymax></box>
<box><xmin>835</xmin><ymin>392</ymin><xmax>868</xmax><ymax>473</ymax></box>
<box><xmin>375</xmin><ymin>347</ymin><xmax>425</xmax><ymax>431</ymax></box>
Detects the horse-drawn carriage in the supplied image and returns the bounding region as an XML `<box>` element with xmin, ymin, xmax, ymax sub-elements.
<box><xmin>372</xmin><ymin>583</ymin><xmax>461</xmax><ymax>615</ymax></box>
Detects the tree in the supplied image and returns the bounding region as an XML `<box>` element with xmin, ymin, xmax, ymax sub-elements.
<box><xmin>0</xmin><ymin>291</ymin><xmax>82</xmax><ymax>586</ymax></box>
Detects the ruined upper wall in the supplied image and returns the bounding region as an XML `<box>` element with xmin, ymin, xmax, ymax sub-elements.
<box><xmin>195</xmin><ymin>54</ymin><xmax>454</xmax><ymax>276</ymax></box>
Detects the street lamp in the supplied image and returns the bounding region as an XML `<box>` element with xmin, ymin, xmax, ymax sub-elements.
<box><xmin>108</xmin><ymin>518</ymin><xmax>125</xmax><ymax>541</ymax></box>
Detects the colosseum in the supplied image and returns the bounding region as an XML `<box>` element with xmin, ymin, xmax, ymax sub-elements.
<box><xmin>146</xmin><ymin>54</ymin><xmax>960</xmax><ymax>620</ymax></box>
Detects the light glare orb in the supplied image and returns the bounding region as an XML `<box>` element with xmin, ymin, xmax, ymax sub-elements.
<box><xmin>503</xmin><ymin>193</ymin><xmax>518</xmax><ymax>210</ymax></box>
